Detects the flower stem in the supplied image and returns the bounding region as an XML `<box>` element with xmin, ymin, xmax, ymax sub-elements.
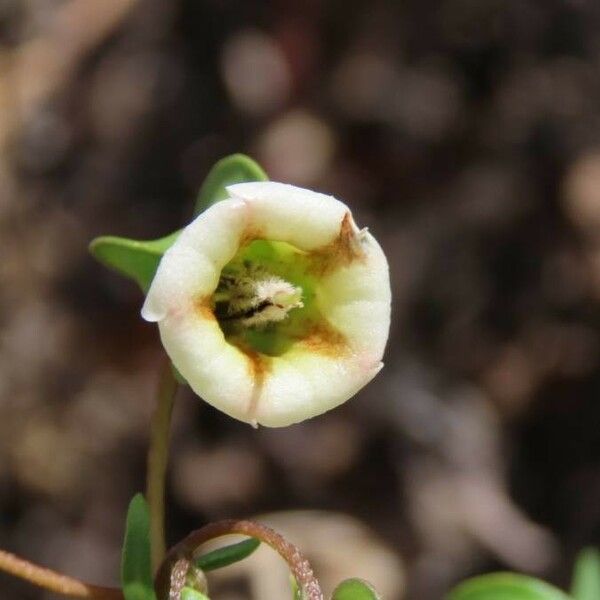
<box><xmin>0</xmin><ymin>548</ymin><xmax>123</xmax><ymax>599</ymax></box>
<box><xmin>156</xmin><ymin>520</ymin><xmax>324</xmax><ymax>600</ymax></box>
<box><xmin>146</xmin><ymin>360</ymin><xmax>179</xmax><ymax>573</ymax></box>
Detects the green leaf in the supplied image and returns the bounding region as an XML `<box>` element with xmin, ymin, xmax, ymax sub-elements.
<box><xmin>194</xmin><ymin>154</ymin><xmax>268</xmax><ymax>215</ymax></box>
<box><xmin>447</xmin><ymin>573</ymin><xmax>572</xmax><ymax>600</ymax></box>
<box><xmin>572</xmin><ymin>548</ymin><xmax>600</xmax><ymax>600</ymax></box>
<box><xmin>180</xmin><ymin>587</ymin><xmax>210</xmax><ymax>600</ymax></box>
<box><xmin>194</xmin><ymin>537</ymin><xmax>260</xmax><ymax>572</ymax></box>
<box><xmin>121</xmin><ymin>494</ymin><xmax>156</xmax><ymax>600</ymax></box>
<box><xmin>90</xmin><ymin>230</ymin><xmax>180</xmax><ymax>292</ymax></box>
<box><xmin>332</xmin><ymin>578</ymin><xmax>381</xmax><ymax>600</ymax></box>
<box><xmin>89</xmin><ymin>155</ymin><xmax>267</xmax><ymax>291</ymax></box>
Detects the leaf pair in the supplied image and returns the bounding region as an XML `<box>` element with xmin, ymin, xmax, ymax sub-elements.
<box><xmin>89</xmin><ymin>154</ymin><xmax>268</xmax><ymax>293</ymax></box>
<box><xmin>121</xmin><ymin>495</ymin><xmax>261</xmax><ymax>600</ymax></box>
<box><xmin>447</xmin><ymin>548</ymin><xmax>600</xmax><ymax>600</ymax></box>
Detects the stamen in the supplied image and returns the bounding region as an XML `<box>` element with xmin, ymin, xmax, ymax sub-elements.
<box><xmin>216</xmin><ymin>269</ymin><xmax>303</xmax><ymax>328</ymax></box>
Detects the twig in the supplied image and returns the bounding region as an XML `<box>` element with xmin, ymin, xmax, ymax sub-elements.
<box><xmin>0</xmin><ymin>548</ymin><xmax>123</xmax><ymax>599</ymax></box>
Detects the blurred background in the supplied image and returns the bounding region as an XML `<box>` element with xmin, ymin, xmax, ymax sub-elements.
<box><xmin>1</xmin><ymin>1</ymin><xmax>600</xmax><ymax>598</ymax></box>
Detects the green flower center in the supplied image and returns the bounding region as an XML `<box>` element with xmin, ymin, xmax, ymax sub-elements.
<box><xmin>214</xmin><ymin>240</ymin><xmax>322</xmax><ymax>357</ymax></box>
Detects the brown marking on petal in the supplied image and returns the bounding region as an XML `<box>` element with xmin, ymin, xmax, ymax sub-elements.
<box><xmin>243</xmin><ymin>346</ymin><xmax>272</xmax><ymax>383</ymax></box>
<box><xmin>299</xmin><ymin>320</ymin><xmax>349</xmax><ymax>358</ymax></box>
<box><xmin>193</xmin><ymin>297</ymin><xmax>217</xmax><ymax>320</ymax></box>
<box><xmin>238</xmin><ymin>225</ymin><xmax>265</xmax><ymax>249</ymax></box>
<box><xmin>230</xmin><ymin>340</ymin><xmax>272</xmax><ymax>423</ymax></box>
<box><xmin>308</xmin><ymin>212</ymin><xmax>366</xmax><ymax>276</ymax></box>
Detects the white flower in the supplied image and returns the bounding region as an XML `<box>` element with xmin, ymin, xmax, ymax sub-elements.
<box><xmin>142</xmin><ymin>182</ymin><xmax>391</xmax><ymax>427</ymax></box>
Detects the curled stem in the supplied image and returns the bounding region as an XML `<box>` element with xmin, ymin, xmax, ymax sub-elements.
<box><xmin>157</xmin><ymin>519</ymin><xmax>324</xmax><ymax>600</ymax></box>
<box><xmin>0</xmin><ymin>548</ymin><xmax>123</xmax><ymax>599</ymax></box>
<box><xmin>147</xmin><ymin>361</ymin><xmax>179</xmax><ymax>573</ymax></box>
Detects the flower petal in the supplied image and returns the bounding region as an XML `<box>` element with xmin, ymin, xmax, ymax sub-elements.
<box><xmin>227</xmin><ymin>181</ymin><xmax>349</xmax><ymax>251</ymax></box>
<box><xmin>158</xmin><ymin>309</ymin><xmax>256</xmax><ymax>423</ymax></box>
<box><xmin>141</xmin><ymin>199</ymin><xmax>247</xmax><ymax>322</ymax></box>
<box><xmin>316</xmin><ymin>231</ymin><xmax>391</xmax><ymax>356</ymax></box>
<box><xmin>255</xmin><ymin>350</ymin><xmax>383</xmax><ymax>427</ymax></box>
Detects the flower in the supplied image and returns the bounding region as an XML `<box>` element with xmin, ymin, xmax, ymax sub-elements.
<box><xmin>141</xmin><ymin>182</ymin><xmax>391</xmax><ymax>427</ymax></box>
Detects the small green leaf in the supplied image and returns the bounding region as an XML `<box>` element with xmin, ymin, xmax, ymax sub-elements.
<box><xmin>447</xmin><ymin>573</ymin><xmax>572</xmax><ymax>600</ymax></box>
<box><xmin>332</xmin><ymin>578</ymin><xmax>381</xmax><ymax>600</ymax></box>
<box><xmin>90</xmin><ymin>230</ymin><xmax>180</xmax><ymax>292</ymax></box>
<box><xmin>121</xmin><ymin>494</ymin><xmax>156</xmax><ymax>600</ymax></box>
<box><xmin>290</xmin><ymin>576</ymin><xmax>302</xmax><ymax>600</ymax></box>
<box><xmin>180</xmin><ymin>587</ymin><xmax>210</xmax><ymax>600</ymax></box>
<box><xmin>194</xmin><ymin>154</ymin><xmax>268</xmax><ymax>215</ymax></box>
<box><xmin>572</xmin><ymin>548</ymin><xmax>600</xmax><ymax>600</ymax></box>
<box><xmin>195</xmin><ymin>537</ymin><xmax>260</xmax><ymax>572</ymax></box>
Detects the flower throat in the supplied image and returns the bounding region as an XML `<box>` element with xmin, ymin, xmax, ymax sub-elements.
<box><xmin>212</xmin><ymin>239</ymin><xmax>323</xmax><ymax>357</ymax></box>
<box><xmin>214</xmin><ymin>268</ymin><xmax>303</xmax><ymax>328</ymax></box>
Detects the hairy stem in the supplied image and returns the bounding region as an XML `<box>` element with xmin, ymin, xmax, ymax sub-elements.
<box><xmin>0</xmin><ymin>548</ymin><xmax>123</xmax><ymax>599</ymax></box>
<box><xmin>156</xmin><ymin>520</ymin><xmax>324</xmax><ymax>600</ymax></box>
<box><xmin>146</xmin><ymin>361</ymin><xmax>179</xmax><ymax>573</ymax></box>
